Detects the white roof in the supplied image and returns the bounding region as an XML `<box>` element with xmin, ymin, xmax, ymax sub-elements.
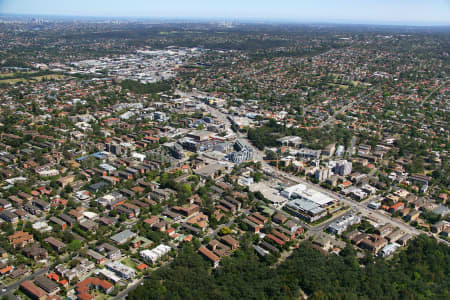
<box><xmin>32</xmin><ymin>221</ymin><xmax>50</xmax><ymax>230</ymax></box>
<box><xmin>140</xmin><ymin>244</ymin><xmax>171</xmax><ymax>263</ymax></box>
<box><xmin>99</xmin><ymin>163</ymin><xmax>116</xmax><ymax>172</ymax></box>
<box><xmin>97</xmin><ymin>268</ymin><xmax>121</xmax><ymax>283</ymax></box>
<box><xmin>283</xmin><ymin>183</ymin><xmax>334</xmax><ymax>206</ymax></box>
<box><xmin>83</xmin><ymin>211</ymin><xmax>98</xmax><ymax>219</ymax></box>
<box><xmin>106</xmin><ymin>261</ymin><xmax>135</xmax><ymax>277</ymax></box>
<box><xmin>132</xmin><ymin>152</ymin><xmax>146</xmax><ymax>159</ymax></box>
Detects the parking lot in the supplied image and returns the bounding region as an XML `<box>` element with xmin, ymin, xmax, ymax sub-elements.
<box><xmin>249</xmin><ymin>181</ymin><xmax>288</xmax><ymax>208</ymax></box>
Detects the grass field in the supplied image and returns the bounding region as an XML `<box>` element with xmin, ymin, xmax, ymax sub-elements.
<box><xmin>0</xmin><ymin>74</ymin><xmax>65</xmax><ymax>84</ymax></box>
<box><xmin>0</xmin><ymin>71</ymin><xmax>34</xmax><ymax>78</ymax></box>
<box><xmin>0</xmin><ymin>78</ymin><xmax>28</xmax><ymax>84</ymax></box>
<box><xmin>0</xmin><ymin>72</ymin><xmax>15</xmax><ymax>78</ymax></box>
<box><xmin>121</xmin><ymin>257</ymin><xmax>137</xmax><ymax>269</ymax></box>
<box><xmin>328</xmin><ymin>83</ymin><xmax>350</xmax><ymax>89</ymax></box>
<box><xmin>0</xmin><ymin>71</ymin><xmax>36</xmax><ymax>78</ymax></box>
<box><xmin>33</xmin><ymin>74</ymin><xmax>66</xmax><ymax>80</ymax></box>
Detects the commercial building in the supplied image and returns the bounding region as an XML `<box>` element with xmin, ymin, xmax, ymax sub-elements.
<box><xmin>281</xmin><ymin>183</ymin><xmax>335</xmax><ymax>207</ymax></box>
<box><xmin>284</xmin><ymin>198</ymin><xmax>327</xmax><ymax>222</ymax></box>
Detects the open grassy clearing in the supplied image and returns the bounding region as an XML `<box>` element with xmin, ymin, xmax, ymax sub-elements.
<box><xmin>0</xmin><ymin>74</ymin><xmax>66</xmax><ymax>84</ymax></box>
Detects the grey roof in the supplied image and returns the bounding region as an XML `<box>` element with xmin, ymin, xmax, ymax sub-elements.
<box><xmin>86</xmin><ymin>249</ymin><xmax>105</xmax><ymax>261</ymax></box>
<box><xmin>59</xmin><ymin>213</ymin><xmax>76</xmax><ymax>225</ymax></box>
<box><xmin>89</xmin><ymin>181</ymin><xmax>109</xmax><ymax>191</ymax></box>
<box><xmin>433</xmin><ymin>205</ymin><xmax>449</xmax><ymax>217</ymax></box>
<box><xmin>194</xmin><ymin>163</ymin><xmax>227</xmax><ymax>178</ymax></box>
<box><xmin>49</xmin><ymin>216</ymin><xmax>66</xmax><ymax>226</ymax></box>
<box><xmin>286</xmin><ymin>198</ymin><xmax>326</xmax><ymax>215</ymax></box>
<box><xmin>44</xmin><ymin>237</ymin><xmax>66</xmax><ymax>249</ymax></box>
<box><xmin>79</xmin><ymin>219</ymin><xmax>98</xmax><ymax>230</ymax></box>
<box><xmin>34</xmin><ymin>275</ymin><xmax>59</xmax><ymax>293</ymax></box>
<box><xmin>96</xmin><ymin>242</ymin><xmax>120</xmax><ymax>254</ymax></box>
<box><xmin>110</xmin><ymin>230</ymin><xmax>136</xmax><ymax>244</ymax></box>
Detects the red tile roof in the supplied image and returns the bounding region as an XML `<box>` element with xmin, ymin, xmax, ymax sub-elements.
<box><xmin>20</xmin><ymin>280</ymin><xmax>47</xmax><ymax>299</ymax></box>
<box><xmin>0</xmin><ymin>266</ymin><xmax>13</xmax><ymax>275</ymax></box>
<box><xmin>198</xmin><ymin>246</ymin><xmax>220</xmax><ymax>262</ymax></box>
<box><xmin>265</xmin><ymin>234</ymin><xmax>285</xmax><ymax>246</ymax></box>
<box><xmin>76</xmin><ymin>277</ymin><xmax>114</xmax><ymax>299</ymax></box>
<box><xmin>136</xmin><ymin>263</ymin><xmax>148</xmax><ymax>271</ymax></box>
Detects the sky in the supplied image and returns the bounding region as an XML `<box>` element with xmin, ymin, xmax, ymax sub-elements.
<box><xmin>1</xmin><ymin>0</ymin><xmax>450</xmax><ymax>25</ymax></box>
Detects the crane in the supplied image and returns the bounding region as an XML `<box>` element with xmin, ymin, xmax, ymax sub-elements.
<box><xmin>244</xmin><ymin>154</ymin><xmax>280</xmax><ymax>176</ymax></box>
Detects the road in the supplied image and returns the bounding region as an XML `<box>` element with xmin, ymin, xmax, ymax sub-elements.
<box><xmin>347</xmin><ymin>136</ymin><xmax>357</xmax><ymax>156</ymax></box>
<box><xmin>111</xmin><ymin>278</ymin><xmax>144</xmax><ymax>300</ymax></box>
<box><xmin>206</xmin><ymin>103</ymin><xmax>450</xmax><ymax>246</ymax></box>
<box><xmin>73</xmin><ymin>87</ymin><xmax>450</xmax><ymax>299</ymax></box>
<box><xmin>177</xmin><ymin>95</ymin><xmax>450</xmax><ymax>246</ymax></box>
<box><xmin>0</xmin><ymin>267</ymin><xmax>47</xmax><ymax>298</ymax></box>
<box><xmin>318</xmin><ymin>100</ymin><xmax>355</xmax><ymax>128</ymax></box>
<box><xmin>112</xmin><ymin>210</ymin><xmax>248</xmax><ymax>300</ymax></box>
<box><xmin>207</xmin><ymin>210</ymin><xmax>247</xmax><ymax>239</ymax></box>
<box><xmin>278</xmin><ymin>168</ymin><xmax>450</xmax><ymax>246</ymax></box>
<box><xmin>419</xmin><ymin>78</ymin><xmax>449</xmax><ymax>108</ymax></box>
<box><xmin>277</xmin><ymin>168</ymin><xmax>419</xmax><ymax>234</ymax></box>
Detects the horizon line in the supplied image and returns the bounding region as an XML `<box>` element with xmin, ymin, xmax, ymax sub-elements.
<box><xmin>1</xmin><ymin>13</ymin><xmax>450</xmax><ymax>27</ymax></box>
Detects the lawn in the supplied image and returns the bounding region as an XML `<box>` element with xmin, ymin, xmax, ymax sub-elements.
<box><xmin>0</xmin><ymin>74</ymin><xmax>66</xmax><ymax>84</ymax></box>
<box><xmin>121</xmin><ymin>257</ymin><xmax>137</xmax><ymax>269</ymax></box>
<box><xmin>0</xmin><ymin>71</ymin><xmax>34</xmax><ymax>78</ymax></box>
<box><xmin>0</xmin><ymin>72</ymin><xmax>14</xmax><ymax>78</ymax></box>
<box><xmin>95</xmin><ymin>293</ymin><xmax>111</xmax><ymax>300</ymax></box>
<box><xmin>33</xmin><ymin>74</ymin><xmax>66</xmax><ymax>81</ymax></box>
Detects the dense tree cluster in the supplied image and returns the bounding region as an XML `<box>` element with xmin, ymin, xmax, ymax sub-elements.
<box><xmin>248</xmin><ymin>120</ymin><xmax>352</xmax><ymax>150</ymax></box>
<box><xmin>120</xmin><ymin>79</ymin><xmax>174</xmax><ymax>95</ymax></box>
<box><xmin>129</xmin><ymin>235</ymin><xmax>449</xmax><ymax>300</ymax></box>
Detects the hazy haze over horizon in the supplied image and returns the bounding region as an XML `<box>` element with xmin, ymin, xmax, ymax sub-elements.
<box><xmin>1</xmin><ymin>0</ymin><xmax>450</xmax><ymax>26</ymax></box>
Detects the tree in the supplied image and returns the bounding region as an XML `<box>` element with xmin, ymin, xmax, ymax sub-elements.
<box><xmin>129</xmin><ymin>235</ymin><xmax>448</xmax><ymax>300</ymax></box>
<box><xmin>253</xmin><ymin>171</ymin><xmax>263</xmax><ymax>183</ymax></box>
<box><xmin>1</xmin><ymin>222</ymin><xmax>14</xmax><ymax>236</ymax></box>
<box><xmin>67</xmin><ymin>240</ymin><xmax>82</xmax><ymax>252</ymax></box>
<box><xmin>119</xmin><ymin>214</ymin><xmax>127</xmax><ymax>222</ymax></box>
<box><xmin>219</xmin><ymin>227</ymin><xmax>232</xmax><ymax>236</ymax></box>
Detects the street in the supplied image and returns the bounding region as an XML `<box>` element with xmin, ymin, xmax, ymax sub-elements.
<box><xmin>0</xmin><ymin>267</ymin><xmax>47</xmax><ymax>299</ymax></box>
<box><xmin>203</xmin><ymin>103</ymin><xmax>449</xmax><ymax>245</ymax></box>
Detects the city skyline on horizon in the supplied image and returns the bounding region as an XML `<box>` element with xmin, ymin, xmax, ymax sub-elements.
<box><xmin>1</xmin><ymin>0</ymin><xmax>450</xmax><ymax>26</ymax></box>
